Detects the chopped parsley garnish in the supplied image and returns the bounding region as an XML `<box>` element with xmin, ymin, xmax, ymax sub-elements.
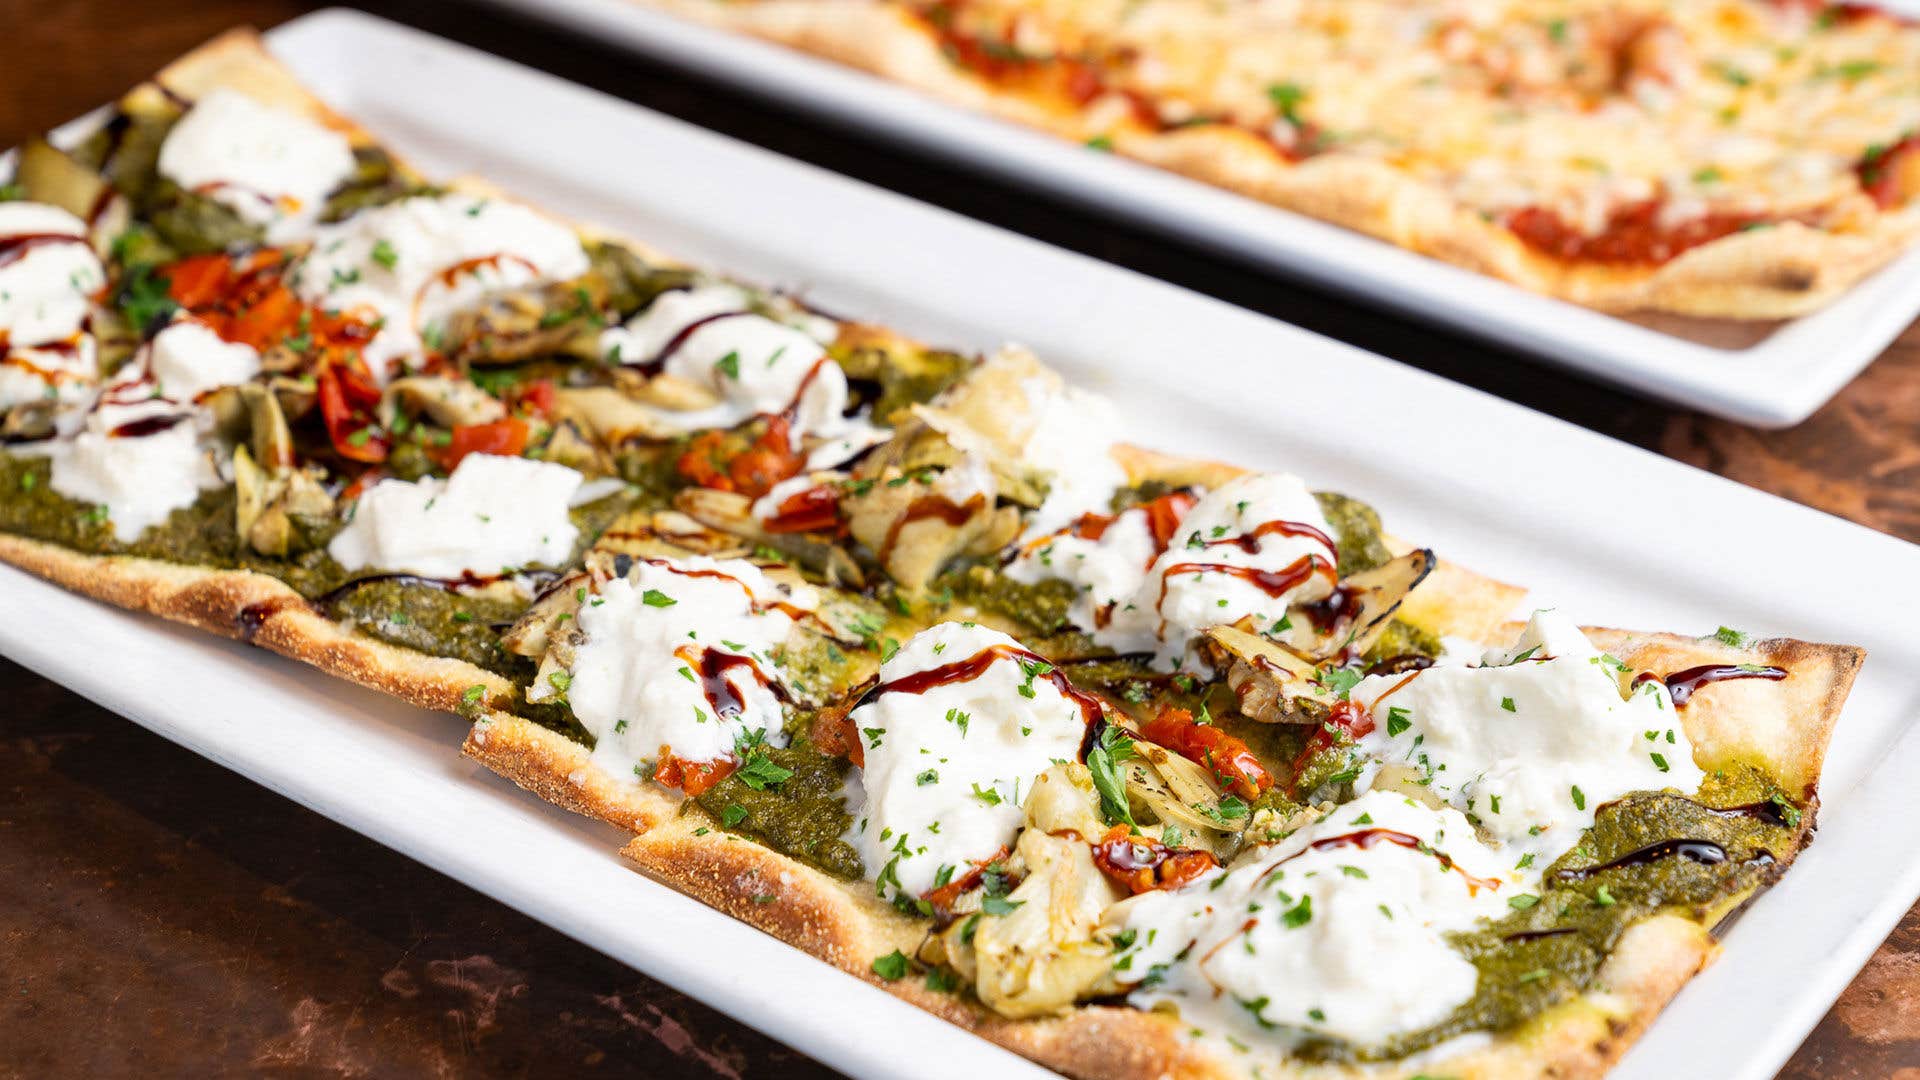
<box><xmin>1086</xmin><ymin>725</ymin><xmax>1138</xmax><ymax>826</ymax></box>
<box><xmin>1281</xmin><ymin>895</ymin><xmax>1313</xmax><ymax>929</ymax></box>
<box><xmin>1385</xmin><ymin>706</ymin><xmax>1411</xmax><ymax>737</ymax></box>
<box><xmin>736</xmin><ymin>753</ymin><xmax>795</xmax><ymax>791</ymax></box>
<box><xmin>871</xmin><ymin>950</ymin><xmax>910</xmax><ymax>980</ymax></box>
<box><xmin>1314</xmin><ymin>665</ymin><xmax>1363</xmax><ymax>700</ymax></box>
<box><xmin>642</xmin><ymin>589</ymin><xmax>677</xmax><ymax>607</ymax></box>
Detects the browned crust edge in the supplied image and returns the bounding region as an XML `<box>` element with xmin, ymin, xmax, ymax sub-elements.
<box><xmin>0</xmin><ymin>533</ymin><xmax>521</xmax><ymax>716</ymax></box>
<box><xmin>636</xmin><ymin>0</ymin><xmax>1920</xmax><ymax>320</ymax></box>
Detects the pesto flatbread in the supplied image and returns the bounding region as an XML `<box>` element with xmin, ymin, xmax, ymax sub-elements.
<box><xmin>0</xmin><ymin>29</ymin><xmax>1864</xmax><ymax>1080</ymax></box>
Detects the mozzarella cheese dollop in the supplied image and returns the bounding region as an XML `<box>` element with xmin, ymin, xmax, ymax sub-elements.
<box><xmin>295</xmin><ymin>193</ymin><xmax>589</xmax><ymax>379</ymax></box>
<box><xmin>157</xmin><ymin>89</ymin><xmax>357</xmax><ymax>243</ymax></box>
<box><xmin>849</xmin><ymin>621</ymin><xmax>1094</xmax><ymax>901</ymax></box>
<box><xmin>1115</xmin><ymin>790</ymin><xmax>1508</xmax><ymax>1049</ymax></box>
<box><xmin>327</xmin><ymin>453</ymin><xmax>583</xmax><ymax>578</ymax></box>
<box><xmin>1008</xmin><ymin>472</ymin><xmax>1335</xmax><ymax>670</ymax></box>
<box><xmin>1351</xmin><ymin>610</ymin><xmax>1704</xmax><ymax>868</ymax></box>
<box><xmin>1005</xmin><ymin>505</ymin><xmax>1161</xmax><ymax>655</ymax></box>
<box><xmin>597</xmin><ymin>284</ymin><xmax>864</xmax><ymax>447</ymax></box>
<box><xmin>145</xmin><ymin>318</ymin><xmax>261</xmax><ymax>402</ymax></box>
<box><xmin>565</xmin><ymin>556</ymin><xmax>815</xmax><ymax>778</ymax></box>
<box><xmin>45</xmin><ymin>375</ymin><xmax>218</xmax><ymax>542</ymax></box>
<box><xmin>0</xmin><ymin>202</ymin><xmax>104</xmax><ymax>409</ymax></box>
<box><xmin>1015</xmin><ymin>376</ymin><xmax>1129</xmax><ymax>539</ymax></box>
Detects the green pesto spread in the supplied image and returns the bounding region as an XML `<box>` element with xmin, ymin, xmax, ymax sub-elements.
<box><xmin>692</xmin><ymin>741</ymin><xmax>863</xmax><ymax>880</ymax></box>
<box><xmin>1298</xmin><ymin>765</ymin><xmax>1800</xmax><ymax>1062</ymax></box>
<box><xmin>1313</xmin><ymin>491</ymin><xmax>1393</xmax><ymax>576</ymax></box>
<box><xmin>0</xmin><ymin>452</ymin><xmax>348</xmax><ymax>595</ymax></box>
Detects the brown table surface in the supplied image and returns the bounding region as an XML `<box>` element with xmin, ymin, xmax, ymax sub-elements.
<box><xmin>2</xmin><ymin>1</ymin><xmax>1916</xmax><ymax>1076</ymax></box>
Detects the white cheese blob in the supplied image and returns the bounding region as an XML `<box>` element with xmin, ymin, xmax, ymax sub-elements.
<box><xmin>849</xmin><ymin>622</ymin><xmax>1095</xmax><ymax>901</ymax></box>
<box><xmin>1144</xmin><ymin>473</ymin><xmax>1337</xmax><ymax>670</ymax></box>
<box><xmin>1006</xmin><ymin>473</ymin><xmax>1337</xmax><ymax>670</ymax></box>
<box><xmin>1351</xmin><ymin>610</ymin><xmax>1703</xmax><ymax>869</ymax></box>
<box><xmin>1016</xmin><ymin>377</ymin><xmax>1129</xmax><ymax>539</ymax></box>
<box><xmin>295</xmin><ymin>193</ymin><xmax>589</xmax><ymax>379</ymax></box>
<box><xmin>0</xmin><ymin>202</ymin><xmax>104</xmax><ymax>407</ymax></box>
<box><xmin>156</xmin><ymin>89</ymin><xmax>357</xmax><ymax>243</ymax></box>
<box><xmin>1004</xmin><ymin>506</ymin><xmax>1162</xmax><ymax>655</ymax></box>
<box><xmin>0</xmin><ymin>336</ymin><xmax>96</xmax><ymax>411</ymax></box>
<box><xmin>45</xmin><ymin>376</ymin><xmax>217</xmax><ymax>542</ymax></box>
<box><xmin>597</xmin><ymin>284</ymin><xmax>856</xmax><ymax>446</ymax></box>
<box><xmin>566</xmin><ymin>557</ymin><xmax>814</xmax><ymax>779</ymax></box>
<box><xmin>145</xmin><ymin>319</ymin><xmax>260</xmax><ymax>402</ymax></box>
<box><xmin>327</xmin><ymin>453</ymin><xmax>583</xmax><ymax>578</ymax></box>
<box><xmin>1115</xmin><ymin>790</ymin><xmax>1508</xmax><ymax>1049</ymax></box>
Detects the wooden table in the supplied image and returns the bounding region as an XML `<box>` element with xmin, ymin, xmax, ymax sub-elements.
<box><xmin>1</xmin><ymin>0</ymin><xmax>1914</xmax><ymax>1075</ymax></box>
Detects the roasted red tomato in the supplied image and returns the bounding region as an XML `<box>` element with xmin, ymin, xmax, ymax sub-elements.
<box><xmin>1091</xmin><ymin>824</ymin><xmax>1219</xmax><ymax>894</ymax></box>
<box><xmin>1141</xmin><ymin>705</ymin><xmax>1275</xmax><ymax>800</ymax></box>
<box><xmin>435</xmin><ymin>417</ymin><xmax>531</xmax><ymax>471</ymax></box>
<box><xmin>653</xmin><ymin>751</ymin><xmax>739</xmax><ymax>797</ymax></box>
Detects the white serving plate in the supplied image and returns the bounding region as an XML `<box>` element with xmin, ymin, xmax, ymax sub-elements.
<box><xmin>5</xmin><ymin>10</ymin><xmax>1919</xmax><ymax>1079</ymax></box>
<box><xmin>477</xmin><ymin>0</ymin><xmax>1920</xmax><ymax>427</ymax></box>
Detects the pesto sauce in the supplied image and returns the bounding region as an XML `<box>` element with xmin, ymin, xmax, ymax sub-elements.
<box><xmin>328</xmin><ymin>579</ymin><xmax>531</xmax><ymax>675</ymax></box>
<box><xmin>0</xmin><ymin>452</ymin><xmax>349</xmax><ymax>595</ymax></box>
<box><xmin>939</xmin><ymin>564</ymin><xmax>1079</xmax><ymax>637</ymax></box>
<box><xmin>692</xmin><ymin>741</ymin><xmax>864</xmax><ymax>880</ymax></box>
<box><xmin>1297</xmin><ymin>765</ymin><xmax>1799</xmax><ymax>1063</ymax></box>
<box><xmin>1361</xmin><ymin>619</ymin><xmax>1444</xmax><ymax>666</ymax></box>
<box><xmin>1313</xmin><ymin>491</ymin><xmax>1392</xmax><ymax>576</ymax></box>
<box><xmin>1</xmin><ymin>452</ymin><xmax>636</xmax><ymax>717</ymax></box>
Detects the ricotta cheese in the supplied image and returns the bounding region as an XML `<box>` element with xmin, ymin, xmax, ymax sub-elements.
<box><xmin>0</xmin><ymin>202</ymin><xmax>104</xmax><ymax>408</ymax></box>
<box><xmin>327</xmin><ymin>452</ymin><xmax>583</xmax><ymax>578</ymax></box>
<box><xmin>1114</xmin><ymin>789</ymin><xmax>1509</xmax><ymax>1049</ymax></box>
<box><xmin>1144</xmin><ymin>474</ymin><xmax>1338</xmax><ymax>670</ymax></box>
<box><xmin>45</xmin><ymin>376</ymin><xmax>217</xmax><ymax>542</ymax></box>
<box><xmin>144</xmin><ymin>319</ymin><xmax>261</xmax><ymax>402</ymax></box>
<box><xmin>1004</xmin><ymin>505</ymin><xmax>1162</xmax><ymax>656</ymax></box>
<box><xmin>565</xmin><ymin>556</ymin><xmax>815</xmax><ymax>779</ymax></box>
<box><xmin>295</xmin><ymin>194</ymin><xmax>589</xmax><ymax>379</ymax></box>
<box><xmin>597</xmin><ymin>284</ymin><xmax>857</xmax><ymax>446</ymax></box>
<box><xmin>1005</xmin><ymin>472</ymin><xmax>1335</xmax><ymax>670</ymax></box>
<box><xmin>1351</xmin><ymin>610</ymin><xmax>1703</xmax><ymax>869</ymax></box>
<box><xmin>156</xmin><ymin>89</ymin><xmax>357</xmax><ymax>243</ymax></box>
<box><xmin>849</xmin><ymin>621</ymin><xmax>1095</xmax><ymax>901</ymax></box>
<box><xmin>1016</xmin><ymin>377</ymin><xmax>1129</xmax><ymax>539</ymax></box>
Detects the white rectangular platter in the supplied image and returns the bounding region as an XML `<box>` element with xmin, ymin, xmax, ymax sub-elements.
<box><xmin>5</xmin><ymin>11</ymin><xmax>1920</xmax><ymax>1080</ymax></box>
<box><xmin>479</xmin><ymin>0</ymin><xmax>1920</xmax><ymax>427</ymax></box>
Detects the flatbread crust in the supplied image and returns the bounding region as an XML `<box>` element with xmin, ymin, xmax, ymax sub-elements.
<box><xmin>0</xmin><ymin>28</ymin><xmax>1871</xmax><ymax>1080</ymax></box>
<box><xmin>0</xmin><ymin>533</ymin><xmax>523</xmax><ymax>715</ymax></box>
<box><xmin>473</xmin><ymin>625</ymin><xmax>1859</xmax><ymax>1079</ymax></box>
<box><xmin>632</xmin><ymin>0</ymin><xmax>1920</xmax><ymax>319</ymax></box>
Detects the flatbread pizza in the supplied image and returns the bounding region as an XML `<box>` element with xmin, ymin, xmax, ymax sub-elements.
<box><xmin>0</xmin><ymin>31</ymin><xmax>1865</xmax><ymax>1080</ymax></box>
<box><xmin>632</xmin><ymin>0</ymin><xmax>1920</xmax><ymax>319</ymax></box>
